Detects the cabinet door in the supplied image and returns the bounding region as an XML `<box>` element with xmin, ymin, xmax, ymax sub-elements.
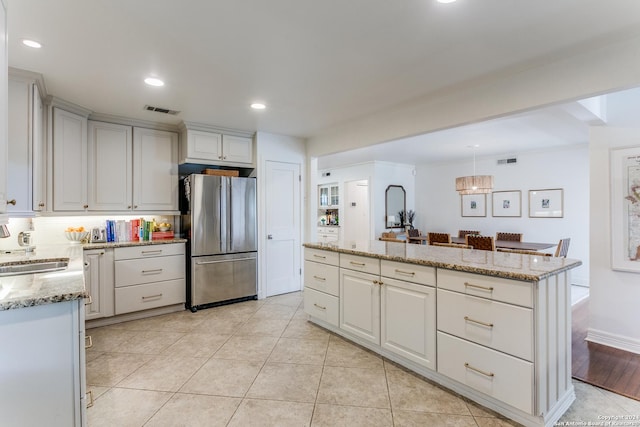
<box><xmin>32</xmin><ymin>84</ymin><xmax>45</xmax><ymax>211</ymax></box>
<box><xmin>7</xmin><ymin>78</ymin><xmax>31</xmax><ymax>213</ymax></box>
<box><xmin>84</xmin><ymin>248</ymin><xmax>115</xmax><ymax>320</ymax></box>
<box><xmin>53</xmin><ymin>108</ymin><xmax>88</xmax><ymax>211</ymax></box>
<box><xmin>330</xmin><ymin>185</ymin><xmax>339</xmax><ymax>207</ymax></box>
<box><xmin>319</xmin><ymin>186</ymin><xmax>329</xmax><ymax>207</ymax></box>
<box><xmin>185</xmin><ymin>129</ymin><xmax>222</xmax><ymax>161</ymax></box>
<box><xmin>133</xmin><ymin>127</ymin><xmax>178</xmax><ymax>211</ymax></box>
<box><xmin>0</xmin><ymin>2</ymin><xmax>7</xmax><ymax>217</ymax></box>
<box><xmin>340</xmin><ymin>269</ymin><xmax>380</xmax><ymax>344</ymax></box>
<box><xmin>222</xmin><ymin>135</ymin><xmax>253</xmax><ymax>164</ymax></box>
<box><xmin>381</xmin><ymin>278</ymin><xmax>436</xmax><ymax>369</ymax></box>
<box><xmin>88</xmin><ymin>121</ymin><xmax>132</xmax><ymax>211</ymax></box>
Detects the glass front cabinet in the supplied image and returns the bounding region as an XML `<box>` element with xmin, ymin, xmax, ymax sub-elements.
<box><xmin>319</xmin><ymin>184</ymin><xmax>339</xmax><ymax>208</ymax></box>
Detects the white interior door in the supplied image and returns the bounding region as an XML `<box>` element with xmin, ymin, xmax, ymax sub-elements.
<box><xmin>344</xmin><ymin>179</ymin><xmax>370</xmax><ymax>242</ymax></box>
<box><xmin>265</xmin><ymin>161</ymin><xmax>301</xmax><ymax>296</ymax></box>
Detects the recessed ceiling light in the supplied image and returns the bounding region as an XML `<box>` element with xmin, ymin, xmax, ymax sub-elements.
<box><xmin>144</xmin><ymin>77</ymin><xmax>164</xmax><ymax>87</ymax></box>
<box><xmin>251</xmin><ymin>103</ymin><xmax>266</xmax><ymax>110</ymax></box>
<box><xmin>437</xmin><ymin>0</ymin><xmax>457</xmax><ymax>3</ymax></box>
<box><xmin>22</xmin><ymin>39</ymin><xmax>42</xmax><ymax>49</ymax></box>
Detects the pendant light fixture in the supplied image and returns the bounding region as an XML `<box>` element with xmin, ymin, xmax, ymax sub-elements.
<box><xmin>455</xmin><ymin>145</ymin><xmax>494</xmax><ymax>195</ymax></box>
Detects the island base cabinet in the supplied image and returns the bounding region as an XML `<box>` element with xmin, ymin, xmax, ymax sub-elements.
<box><xmin>381</xmin><ymin>278</ymin><xmax>436</xmax><ymax>370</ymax></box>
<box><xmin>304</xmin><ymin>287</ymin><xmax>339</xmax><ymax>326</ymax></box>
<box><xmin>437</xmin><ymin>332</ymin><xmax>533</xmax><ymax>414</ymax></box>
<box><xmin>340</xmin><ymin>269</ymin><xmax>380</xmax><ymax>345</ymax></box>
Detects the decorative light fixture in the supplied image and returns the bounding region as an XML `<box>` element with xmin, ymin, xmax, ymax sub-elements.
<box><xmin>455</xmin><ymin>145</ymin><xmax>494</xmax><ymax>194</ymax></box>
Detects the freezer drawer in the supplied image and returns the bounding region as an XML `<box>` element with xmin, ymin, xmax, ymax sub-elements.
<box><xmin>191</xmin><ymin>252</ymin><xmax>257</xmax><ymax>307</ymax></box>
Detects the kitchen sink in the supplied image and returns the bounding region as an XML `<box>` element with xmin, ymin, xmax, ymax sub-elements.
<box><xmin>0</xmin><ymin>259</ymin><xmax>69</xmax><ymax>277</ymax></box>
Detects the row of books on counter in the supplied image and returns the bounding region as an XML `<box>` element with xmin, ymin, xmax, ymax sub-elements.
<box><xmin>104</xmin><ymin>219</ymin><xmax>174</xmax><ymax>242</ymax></box>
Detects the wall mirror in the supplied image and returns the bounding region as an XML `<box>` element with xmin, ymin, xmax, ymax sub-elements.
<box><xmin>385</xmin><ymin>185</ymin><xmax>406</xmax><ymax>228</ymax></box>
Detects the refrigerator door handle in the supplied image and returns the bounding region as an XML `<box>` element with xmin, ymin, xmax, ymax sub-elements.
<box><xmin>196</xmin><ymin>257</ymin><xmax>255</xmax><ymax>265</ymax></box>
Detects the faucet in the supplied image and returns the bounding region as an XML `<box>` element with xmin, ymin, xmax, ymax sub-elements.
<box><xmin>0</xmin><ymin>224</ymin><xmax>9</xmax><ymax>238</ymax></box>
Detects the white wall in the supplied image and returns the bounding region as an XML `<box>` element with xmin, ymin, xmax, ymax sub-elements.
<box><xmin>415</xmin><ymin>145</ymin><xmax>589</xmax><ymax>285</ymax></box>
<box><xmin>255</xmin><ymin>132</ymin><xmax>307</xmax><ymax>298</ymax></box>
<box><xmin>589</xmin><ymin>126</ymin><xmax>640</xmax><ymax>353</ymax></box>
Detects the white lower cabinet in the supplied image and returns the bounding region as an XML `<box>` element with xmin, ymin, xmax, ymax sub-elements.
<box><xmin>83</xmin><ymin>248</ymin><xmax>115</xmax><ymax>320</ymax></box>
<box><xmin>437</xmin><ymin>332</ymin><xmax>533</xmax><ymax>413</ymax></box>
<box><xmin>114</xmin><ymin>243</ymin><xmax>185</xmax><ymax>315</ymax></box>
<box><xmin>339</xmin><ymin>268</ymin><xmax>380</xmax><ymax>345</ymax></box>
<box><xmin>0</xmin><ymin>299</ymin><xmax>86</xmax><ymax>426</ymax></box>
<box><xmin>303</xmin><ymin>287</ymin><xmax>339</xmax><ymax>326</ymax></box>
<box><xmin>381</xmin><ymin>277</ymin><xmax>436</xmax><ymax>369</ymax></box>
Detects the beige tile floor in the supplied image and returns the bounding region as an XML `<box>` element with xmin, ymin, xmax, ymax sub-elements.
<box><xmin>86</xmin><ymin>291</ymin><xmax>640</xmax><ymax>426</ymax></box>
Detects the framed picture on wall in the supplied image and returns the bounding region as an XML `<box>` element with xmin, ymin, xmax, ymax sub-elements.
<box><xmin>492</xmin><ymin>190</ymin><xmax>521</xmax><ymax>217</ymax></box>
<box><xmin>610</xmin><ymin>146</ymin><xmax>640</xmax><ymax>272</ymax></box>
<box><xmin>461</xmin><ymin>194</ymin><xmax>486</xmax><ymax>217</ymax></box>
<box><xmin>529</xmin><ymin>188</ymin><xmax>563</xmax><ymax>218</ymax></box>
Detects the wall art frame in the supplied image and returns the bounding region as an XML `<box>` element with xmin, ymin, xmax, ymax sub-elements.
<box><xmin>492</xmin><ymin>190</ymin><xmax>521</xmax><ymax>217</ymax></box>
<box><xmin>461</xmin><ymin>194</ymin><xmax>486</xmax><ymax>217</ymax></box>
<box><xmin>528</xmin><ymin>188</ymin><xmax>563</xmax><ymax>218</ymax></box>
<box><xmin>610</xmin><ymin>146</ymin><xmax>640</xmax><ymax>272</ymax></box>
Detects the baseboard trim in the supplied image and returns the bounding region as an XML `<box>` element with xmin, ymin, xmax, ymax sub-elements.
<box><xmin>586</xmin><ymin>328</ymin><xmax>640</xmax><ymax>355</ymax></box>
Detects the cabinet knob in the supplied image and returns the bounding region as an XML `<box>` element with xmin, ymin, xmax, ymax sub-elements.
<box><xmin>127</xmin><ymin>205</ymin><xmax>132</xmax><ymax>209</ymax></box>
<box><xmin>267</xmin><ymin>234</ymin><xmax>273</xmax><ymax>240</ymax></box>
<box><xmin>38</xmin><ymin>202</ymin><xmax>45</xmax><ymax>207</ymax></box>
<box><xmin>6</xmin><ymin>199</ymin><xmax>16</xmax><ymax>205</ymax></box>
<box><xmin>133</xmin><ymin>205</ymin><xmax>138</xmax><ymax>209</ymax></box>
<box><xmin>83</xmin><ymin>204</ymin><xmax>89</xmax><ymax>209</ymax></box>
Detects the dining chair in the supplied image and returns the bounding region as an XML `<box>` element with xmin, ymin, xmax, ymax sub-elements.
<box><xmin>497</xmin><ymin>248</ymin><xmax>551</xmax><ymax>256</ymax></box>
<box><xmin>380</xmin><ymin>232</ymin><xmax>405</xmax><ymax>243</ymax></box>
<box><xmin>554</xmin><ymin>238</ymin><xmax>571</xmax><ymax>257</ymax></box>
<box><xmin>427</xmin><ymin>232</ymin><xmax>451</xmax><ymax>245</ymax></box>
<box><xmin>465</xmin><ymin>235</ymin><xmax>496</xmax><ymax>251</ymax></box>
<box><xmin>407</xmin><ymin>228</ymin><xmax>422</xmax><ymax>244</ymax></box>
<box><xmin>458</xmin><ymin>230</ymin><xmax>480</xmax><ymax>238</ymax></box>
<box><xmin>496</xmin><ymin>232</ymin><xmax>523</xmax><ymax>242</ymax></box>
<box><xmin>433</xmin><ymin>242</ymin><xmax>472</xmax><ymax>249</ymax></box>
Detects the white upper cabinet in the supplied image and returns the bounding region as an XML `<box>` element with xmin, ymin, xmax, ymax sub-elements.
<box><xmin>133</xmin><ymin>127</ymin><xmax>179</xmax><ymax>212</ymax></box>
<box><xmin>179</xmin><ymin>123</ymin><xmax>254</xmax><ymax>166</ymax></box>
<box><xmin>87</xmin><ymin>121</ymin><xmax>132</xmax><ymax>211</ymax></box>
<box><xmin>52</xmin><ymin>107</ymin><xmax>89</xmax><ymax>211</ymax></box>
<box><xmin>7</xmin><ymin>71</ymin><xmax>45</xmax><ymax>215</ymax></box>
<box><xmin>0</xmin><ymin>2</ymin><xmax>7</xmax><ymax>220</ymax></box>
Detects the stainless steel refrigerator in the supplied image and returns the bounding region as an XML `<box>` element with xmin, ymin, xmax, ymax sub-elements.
<box><xmin>182</xmin><ymin>174</ymin><xmax>257</xmax><ymax>311</ymax></box>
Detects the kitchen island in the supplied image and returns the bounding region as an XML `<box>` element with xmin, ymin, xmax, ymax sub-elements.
<box><xmin>303</xmin><ymin>241</ymin><xmax>582</xmax><ymax>427</ymax></box>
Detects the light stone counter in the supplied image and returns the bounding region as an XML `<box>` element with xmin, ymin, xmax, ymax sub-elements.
<box><xmin>303</xmin><ymin>240</ymin><xmax>582</xmax><ymax>282</ymax></box>
<box><xmin>0</xmin><ymin>239</ymin><xmax>186</xmax><ymax>310</ymax></box>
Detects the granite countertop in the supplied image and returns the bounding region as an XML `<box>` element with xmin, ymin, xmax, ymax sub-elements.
<box><xmin>304</xmin><ymin>240</ymin><xmax>582</xmax><ymax>282</ymax></box>
<box><xmin>0</xmin><ymin>239</ymin><xmax>187</xmax><ymax>311</ymax></box>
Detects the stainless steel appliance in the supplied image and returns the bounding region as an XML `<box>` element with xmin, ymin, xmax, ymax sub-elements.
<box><xmin>182</xmin><ymin>174</ymin><xmax>257</xmax><ymax>311</ymax></box>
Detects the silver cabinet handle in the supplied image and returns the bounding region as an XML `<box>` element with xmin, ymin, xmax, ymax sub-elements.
<box><xmin>464</xmin><ymin>282</ymin><xmax>494</xmax><ymax>292</ymax></box>
<box><xmin>313</xmin><ymin>254</ymin><xmax>326</xmax><ymax>259</ymax></box>
<box><xmin>350</xmin><ymin>261</ymin><xmax>365</xmax><ymax>266</ymax></box>
<box><xmin>313</xmin><ymin>275</ymin><xmax>326</xmax><ymax>281</ymax></box>
<box><xmin>394</xmin><ymin>268</ymin><xmax>416</xmax><ymax>276</ymax></box>
<box><xmin>142</xmin><ymin>294</ymin><xmax>163</xmax><ymax>300</ymax></box>
<box><xmin>85</xmin><ymin>335</ymin><xmax>93</xmax><ymax>349</ymax></box>
<box><xmin>141</xmin><ymin>250</ymin><xmax>162</xmax><ymax>255</ymax></box>
<box><xmin>464</xmin><ymin>362</ymin><xmax>494</xmax><ymax>378</ymax></box>
<box><xmin>84</xmin><ymin>295</ymin><xmax>93</xmax><ymax>306</ymax></box>
<box><xmin>196</xmin><ymin>257</ymin><xmax>255</xmax><ymax>265</ymax></box>
<box><xmin>464</xmin><ymin>316</ymin><xmax>494</xmax><ymax>328</ymax></box>
<box><xmin>141</xmin><ymin>269</ymin><xmax>163</xmax><ymax>274</ymax></box>
<box><xmin>313</xmin><ymin>303</ymin><xmax>326</xmax><ymax>310</ymax></box>
<box><xmin>86</xmin><ymin>390</ymin><xmax>94</xmax><ymax>408</ymax></box>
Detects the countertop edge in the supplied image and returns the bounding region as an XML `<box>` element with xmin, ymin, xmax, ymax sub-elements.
<box><xmin>303</xmin><ymin>242</ymin><xmax>582</xmax><ymax>282</ymax></box>
<box><xmin>82</xmin><ymin>238</ymin><xmax>187</xmax><ymax>250</ymax></box>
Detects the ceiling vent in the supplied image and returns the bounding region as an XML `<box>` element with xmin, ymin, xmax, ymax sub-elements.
<box><xmin>497</xmin><ymin>157</ymin><xmax>517</xmax><ymax>165</ymax></box>
<box><xmin>143</xmin><ymin>105</ymin><xmax>180</xmax><ymax>115</ymax></box>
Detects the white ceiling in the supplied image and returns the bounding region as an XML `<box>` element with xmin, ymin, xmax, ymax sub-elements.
<box><xmin>8</xmin><ymin>1</ymin><xmax>640</xmax><ymax>138</ymax></box>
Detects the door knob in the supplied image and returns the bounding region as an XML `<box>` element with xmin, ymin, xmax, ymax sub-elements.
<box><xmin>267</xmin><ymin>234</ymin><xmax>273</xmax><ymax>240</ymax></box>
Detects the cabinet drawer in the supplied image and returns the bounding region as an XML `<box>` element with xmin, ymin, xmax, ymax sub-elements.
<box><xmin>304</xmin><ymin>287</ymin><xmax>339</xmax><ymax>327</ymax></box>
<box><xmin>437</xmin><ymin>289</ymin><xmax>533</xmax><ymax>361</ymax></box>
<box><xmin>115</xmin><ymin>279</ymin><xmax>185</xmax><ymax>315</ymax></box>
<box><xmin>437</xmin><ymin>269</ymin><xmax>533</xmax><ymax>308</ymax></box>
<box><xmin>304</xmin><ymin>261</ymin><xmax>339</xmax><ymax>296</ymax></box>
<box><xmin>304</xmin><ymin>248</ymin><xmax>339</xmax><ymax>266</ymax></box>
<box><xmin>381</xmin><ymin>260</ymin><xmax>435</xmax><ymax>286</ymax></box>
<box><xmin>340</xmin><ymin>253</ymin><xmax>380</xmax><ymax>275</ymax></box>
<box><xmin>437</xmin><ymin>332</ymin><xmax>533</xmax><ymax>414</ymax></box>
<box><xmin>115</xmin><ymin>254</ymin><xmax>184</xmax><ymax>287</ymax></box>
<box><xmin>317</xmin><ymin>227</ymin><xmax>339</xmax><ymax>234</ymax></box>
<box><xmin>114</xmin><ymin>243</ymin><xmax>185</xmax><ymax>260</ymax></box>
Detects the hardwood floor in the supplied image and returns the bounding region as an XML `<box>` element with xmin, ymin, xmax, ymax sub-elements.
<box><xmin>572</xmin><ymin>298</ymin><xmax>640</xmax><ymax>401</ymax></box>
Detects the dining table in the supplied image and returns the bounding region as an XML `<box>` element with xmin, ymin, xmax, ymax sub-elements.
<box><xmin>406</xmin><ymin>235</ymin><xmax>556</xmax><ymax>251</ymax></box>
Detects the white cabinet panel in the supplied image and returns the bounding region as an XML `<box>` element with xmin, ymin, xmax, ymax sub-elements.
<box><xmin>340</xmin><ymin>253</ymin><xmax>380</xmax><ymax>275</ymax></box>
<box><xmin>32</xmin><ymin>84</ymin><xmax>45</xmax><ymax>211</ymax></box>
<box><xmin>381</xmin><ymin>278</ymin><xmax>436</xmax><ymax>369</ymax></box>
<box><xmin>184</xmin><ymin>129</ymin><xmax>222</xmax><ymax>161</ymax></box>
<box><xmin>340</xmin><ymin>269</ymin><xmax>380</xmax><ymax>344</ymax></box>
<box><xmin>304</xmin><ymin>260</ymin><xmax>339</xmax><ymax>296</ymax></box>
<box><xmin>381</xmin><ymin>260</ymin><xmax>436</xmax><ymax>286</ymax></box>
<box><xmin>304</xmin><ymin>287</ymin><xmax>339</xmax><ymax>326</ymax></box>
<box><xmin>114</xmin><ymin>242</ymin><xmax>184</xmax><ymax>260</ymax></box>
<box><xmin>0</xmin><ymin>2</ymin><xmax>7</xmax><ymax>218</ymax></box>
<box><xmin>88</xmin><ymin>121</ymin><xmax>132</xmax><ymax>211</ymax></box>
<box><xmin>437</xmin><ymin>269</ymin><xmax>533</xmax><ymax>308</ymax></box>
<box><xmin>7</xmin><ymin>78</ymin><xmax>31</xmax><ymax>213</ymax></box>
<box><xmin>304</xmin><ymin>248</ymin><xmax>339</xmax><ymax>266</ymax></box>
<box><xmin>84</xmin><ymin>248</ymin><xmax>115</xmax><ymax>320</ymax></box>
<box><xmin>115</xmin><ymin>279</ymin><xmax>185</xmax><ymax>315</ymax></box>
<box><xmin>133</xmin><ymin>127</ymin><xmax>178</xmax><ymax>211</ymax></box>
<box><xmin>52</xmin><ymin>108</ymin><xmax>88</xmax><ymax>211</ymax></box>
<box><xmin>115</xmin><ymin>254</ymin><xmax>185</xmax><ymax>287</ymax></box>
<box><xmin>221</xmin><ymin>135</ymin><xmax>252</xmax><ymax>164</ymax></box>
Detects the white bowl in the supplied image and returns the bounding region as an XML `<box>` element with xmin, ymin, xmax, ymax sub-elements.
<box><xmin>158</xmin><ymin>226</ymin><xmax>170</xmax><ymax>232</ymax></box>
<box><xmin>65</xmin><ymin>231</ymin><xmax>89</xmax><ymax>243</ymax></box>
